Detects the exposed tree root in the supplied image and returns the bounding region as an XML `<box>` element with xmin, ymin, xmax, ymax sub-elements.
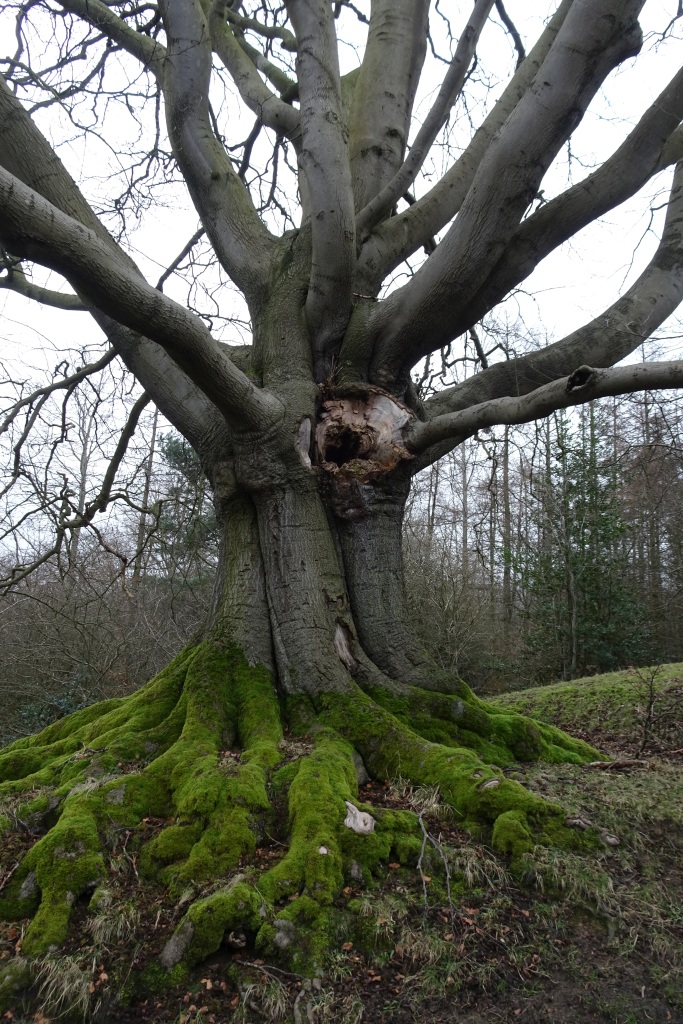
<box><xmin>0</xmin><ymin>638</ymin><xmax>603</xmax><ymax>1003</ymax></box>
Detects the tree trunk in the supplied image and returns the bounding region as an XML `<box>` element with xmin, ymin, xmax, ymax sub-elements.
<box><xmin>0</xmin><ymin>329</ymin><xmax>602</xmax><ymax>976</ymax></box>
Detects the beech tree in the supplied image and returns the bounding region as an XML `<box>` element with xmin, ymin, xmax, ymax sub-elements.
<box><xmin>1</xmin><ymin>0</ymin><xmax>683</xmax><ymax>973</ymax></box>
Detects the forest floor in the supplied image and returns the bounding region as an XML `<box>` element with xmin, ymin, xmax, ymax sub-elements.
<box><xmin>1</xmin><ymin>665</ymin><xmax>682</xmax><ymax>1024</ymax></box>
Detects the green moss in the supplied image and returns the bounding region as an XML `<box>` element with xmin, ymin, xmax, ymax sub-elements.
<box><xmin>315</xmin><ymin>686</ymin><xmax>594</xmax><ymax>861</ymax></box>
<box><xmin>490</xmin><ymin>665</ymin><xmax>683</xmax><ymax>749</ymax></box>
<box><xmin>137</xmin><ymin>641</ymin><xmax>282</xmax><ymax>888</ymax></box>
<box><xmin>270</xmin><ymin>758</ymin><xmax>302</xmax><ymax>794</ymax></box>
<box><xmin>171</xmin><ymin>804</ymin><xmax>259</xmax><ymax>888</ymax></box>
<box><xmin>492</xmin><ymin>809</ymin><xmax>534</xmax><ymax>859</ymax></box>
<box><xmin>180</xmin><ymin>880</ymin><xmax>262</xmax><ymax>965</ymax></box>
<box><xmin>0</xmin><ymin>738</ymin><xmax>83</xmax><ymax>785</ymax></box>
<box><xmin>259</xmin><ymin>732</ymin><xmax>356</xmax><ymax>905</ymax></box>
<box><xmin>137</xmin><ymin>960</ymin><xmax>189</xmax><ymax>995</ymax></box>
<box><xmin>138</xmin><ymin>822</ymin><xmax>203</xmax><ymax>879</ymax></box>
<box><xmin>0</xmin><ymin>958</ymin><xmax>32</xmax><ymax>1014</ymax></box>
<box><xmin>256</xmin><ymin>894</ymin><xmax>332</xmax><ymax>975</ymax></box>
<box><xmin>20</xmin><ymin>802</ymin><xmax>106</xmax><ymax>953</ymax></box>
<box><xmin>340</xmin><ymin>807</ymin><xmax>422</xmax><ymax>881</ymax></box>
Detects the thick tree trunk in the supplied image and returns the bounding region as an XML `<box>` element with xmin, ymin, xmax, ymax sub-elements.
<box><xmin>0</xmin><ymin>366</ymin><xmax>603</xmax><ymax>982</ymax></box>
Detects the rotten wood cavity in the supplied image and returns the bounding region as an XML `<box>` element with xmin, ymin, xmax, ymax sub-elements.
<box><xmin>316</xmin><ymin>390</ymin><xmax>414</xmax><ymax>480</ymax></box>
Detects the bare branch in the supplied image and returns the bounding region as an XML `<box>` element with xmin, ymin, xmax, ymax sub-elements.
<box><xmin>348</xmin><ymin>0</ymin><xmax>430</xmax><ymax>211</ymax></box>
<box><xmin>0</xmin><ymin>257</ymin><xmax>85</xmax><ymax>310</ymax></box>
<box><xmin>226</xmin><ymin>7</ymin><xmax>297</xmax><ymax>51</ymax></box>
<box><xmin>366</xmin><ymin>0</ymin><xmax>646</xmax><ymax>387</ymax></box>
<box><xmin>233</xmin><ymin>35</ymin><xmax>298</xmax><ymax>100</ymax></box>
<box><xmin>354</xmin><ymin>0</ymin><xmax>572</xmax><ymax>291</ymax></box>
<box><xmin>56</xmin><ymin>0</ymin><xmax>166</xmax><ymax>76</ymax></box>
<box><xmin>454</xmin><ymin>66</ymin><xmax>683</xmax><ymax>335</ymax></box>
<box><xmin>159</xmin><ymin>0</ymin><xmax>277</xmax><ymax>301</ymax></box>
<box><xmin>0</xmin><ymin>166</ymin><xmax>283</xmax><ymax>433</ymax></box>
<box><xmin>425</xmin><ymin>160</ymin><xmax>683</xmax><ymax>422</ymax></box>
<box><xmin>495</xmin><ymin>0</ymin><xmax>525</xmax><ymax>67</ymax></box>
<box><xmin>0</xmin><ymin>391</ymin><xmax>151</xmax><ymax>592</ymax></box>
<box><xmin>287</xmin><ymin>0</ymin><xmax>355</xmax><ymax>376</ymax></box>
<box><xmin>0</xmin><ymin>73</ymin><xmax>241</xmax><ymax>450</ymax></box>
<box><xmin>1</xmin><ymin>350</ymin><xmax>115</xmax><ymax>438</ymax></box>
<box><xmin>407</xmin><ymin>362</ymin><xmax>683</xmax><ymax>454</ymax></box>
<box><xmin>209</xmin><ymin>1</ymin><xmax>301</xmax><ymax>141</ymax></box>
<box><xmin>156</xmin><ymin>229</ymin><xmax>205</xmax><ymax>292</ymax></box>
<box><xmin>355</xmin><ymin>0</ymin><xmax>494</xmax><ymax>239</ymax></box>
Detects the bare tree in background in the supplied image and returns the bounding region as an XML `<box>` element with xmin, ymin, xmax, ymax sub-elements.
<box><xmin>1</xmin><ymin>0</ymin><xmax>683</xmax><ymax>969</ymax></box>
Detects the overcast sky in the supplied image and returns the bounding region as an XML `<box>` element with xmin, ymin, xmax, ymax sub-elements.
<box><xmin>1</xmin><ymin>0</ymin><xmax>682</xmax><ymax>379</ymax></box>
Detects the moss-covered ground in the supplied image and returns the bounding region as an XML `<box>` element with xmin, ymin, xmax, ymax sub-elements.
<box><xmin>0</xmin><ymin>658</ymin><xmax>681</xmax><ymax>1023</ymax></box>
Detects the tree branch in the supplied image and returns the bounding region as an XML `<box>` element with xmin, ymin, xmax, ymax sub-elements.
<box><xmin>347</xmin><ymin>0</ymin><xmax>430</xmax><ymax>212</ymax></box>
<box><xmin>57</xmin><ymin>0</ymin><xmax>166</xmax><ymax>77</ymax></box>
<box><xmin>355</xmin><ymin>0</ymin><xmax>494</xmax><ymax>239</ymax></box>
<box><xmin>286</xmin><ymin>0</ymin><xmax>355</xmax><ymax>376</ymax></box>
<box><xmin>0</xmin><ymin>73</ymin><xmax>239</xmax><ymax>452</ymax></box>
<box><xmin>424</xmin><ymin>160</ymin><xmax>683</xmax><ymax>423</ymax></box>
<box><xmin>0</xmin><ymin>167</ymin><xmax>283</xmax><ymax>434</ymax></box>
<box><xmin>406</xmin><ymin>362</ymin><xmax>683</xmax><ymax>454</ymax></box>
<box><xmin>1</xmin><ymin>350</ymin><xmax>115</xmax><ymax>439</ymax></box>
<box><xmin>354</xmin><ymin>0</ymin><xmax>571</xmax><ymax>291</ymax></box>
<box><xmin>495</xmin><ymin>0</ymin><xmax>525</xmax><ymax>68</ymax></box>
<box><xmin>159</xmin><ymin>0</ymin><xmax>277</xmax><ymax>302</ymax></box>
<box><xmin>209</xmin><ymin>1</ymin><xmax>301</xmax><ymax>142</ymax></box>
<box><xmin>234</xmin><ymin>35</ymin><xmax>298</xmax><ymax>100</ymax></box>
<box><xmin>0</xmin><ymin>257</ymin><xmax>85</xmax><ymax>310</ymax></box>
<box><xmin>0</xmin><ymin>392</ymin><xmax>151</xmax><ymax>592</ymax></box>
<box><xmin>155</xmin><ymin>229</ymin><xmax>205</xmax><ymax>292</ymax></box>
<box><xmin>366</xmin><ymin>0</ymin><xmax>646</xmax><ymax>387</ymax></box>
<box><xmin>452</xmin><ymin>66</ymin><xmax>683</xmax><ymax>335</ymax></box>
<box><xmin>225</xmin><ymin>7</ymin><xmax>298</xmax><ymax>51</ymax></box>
